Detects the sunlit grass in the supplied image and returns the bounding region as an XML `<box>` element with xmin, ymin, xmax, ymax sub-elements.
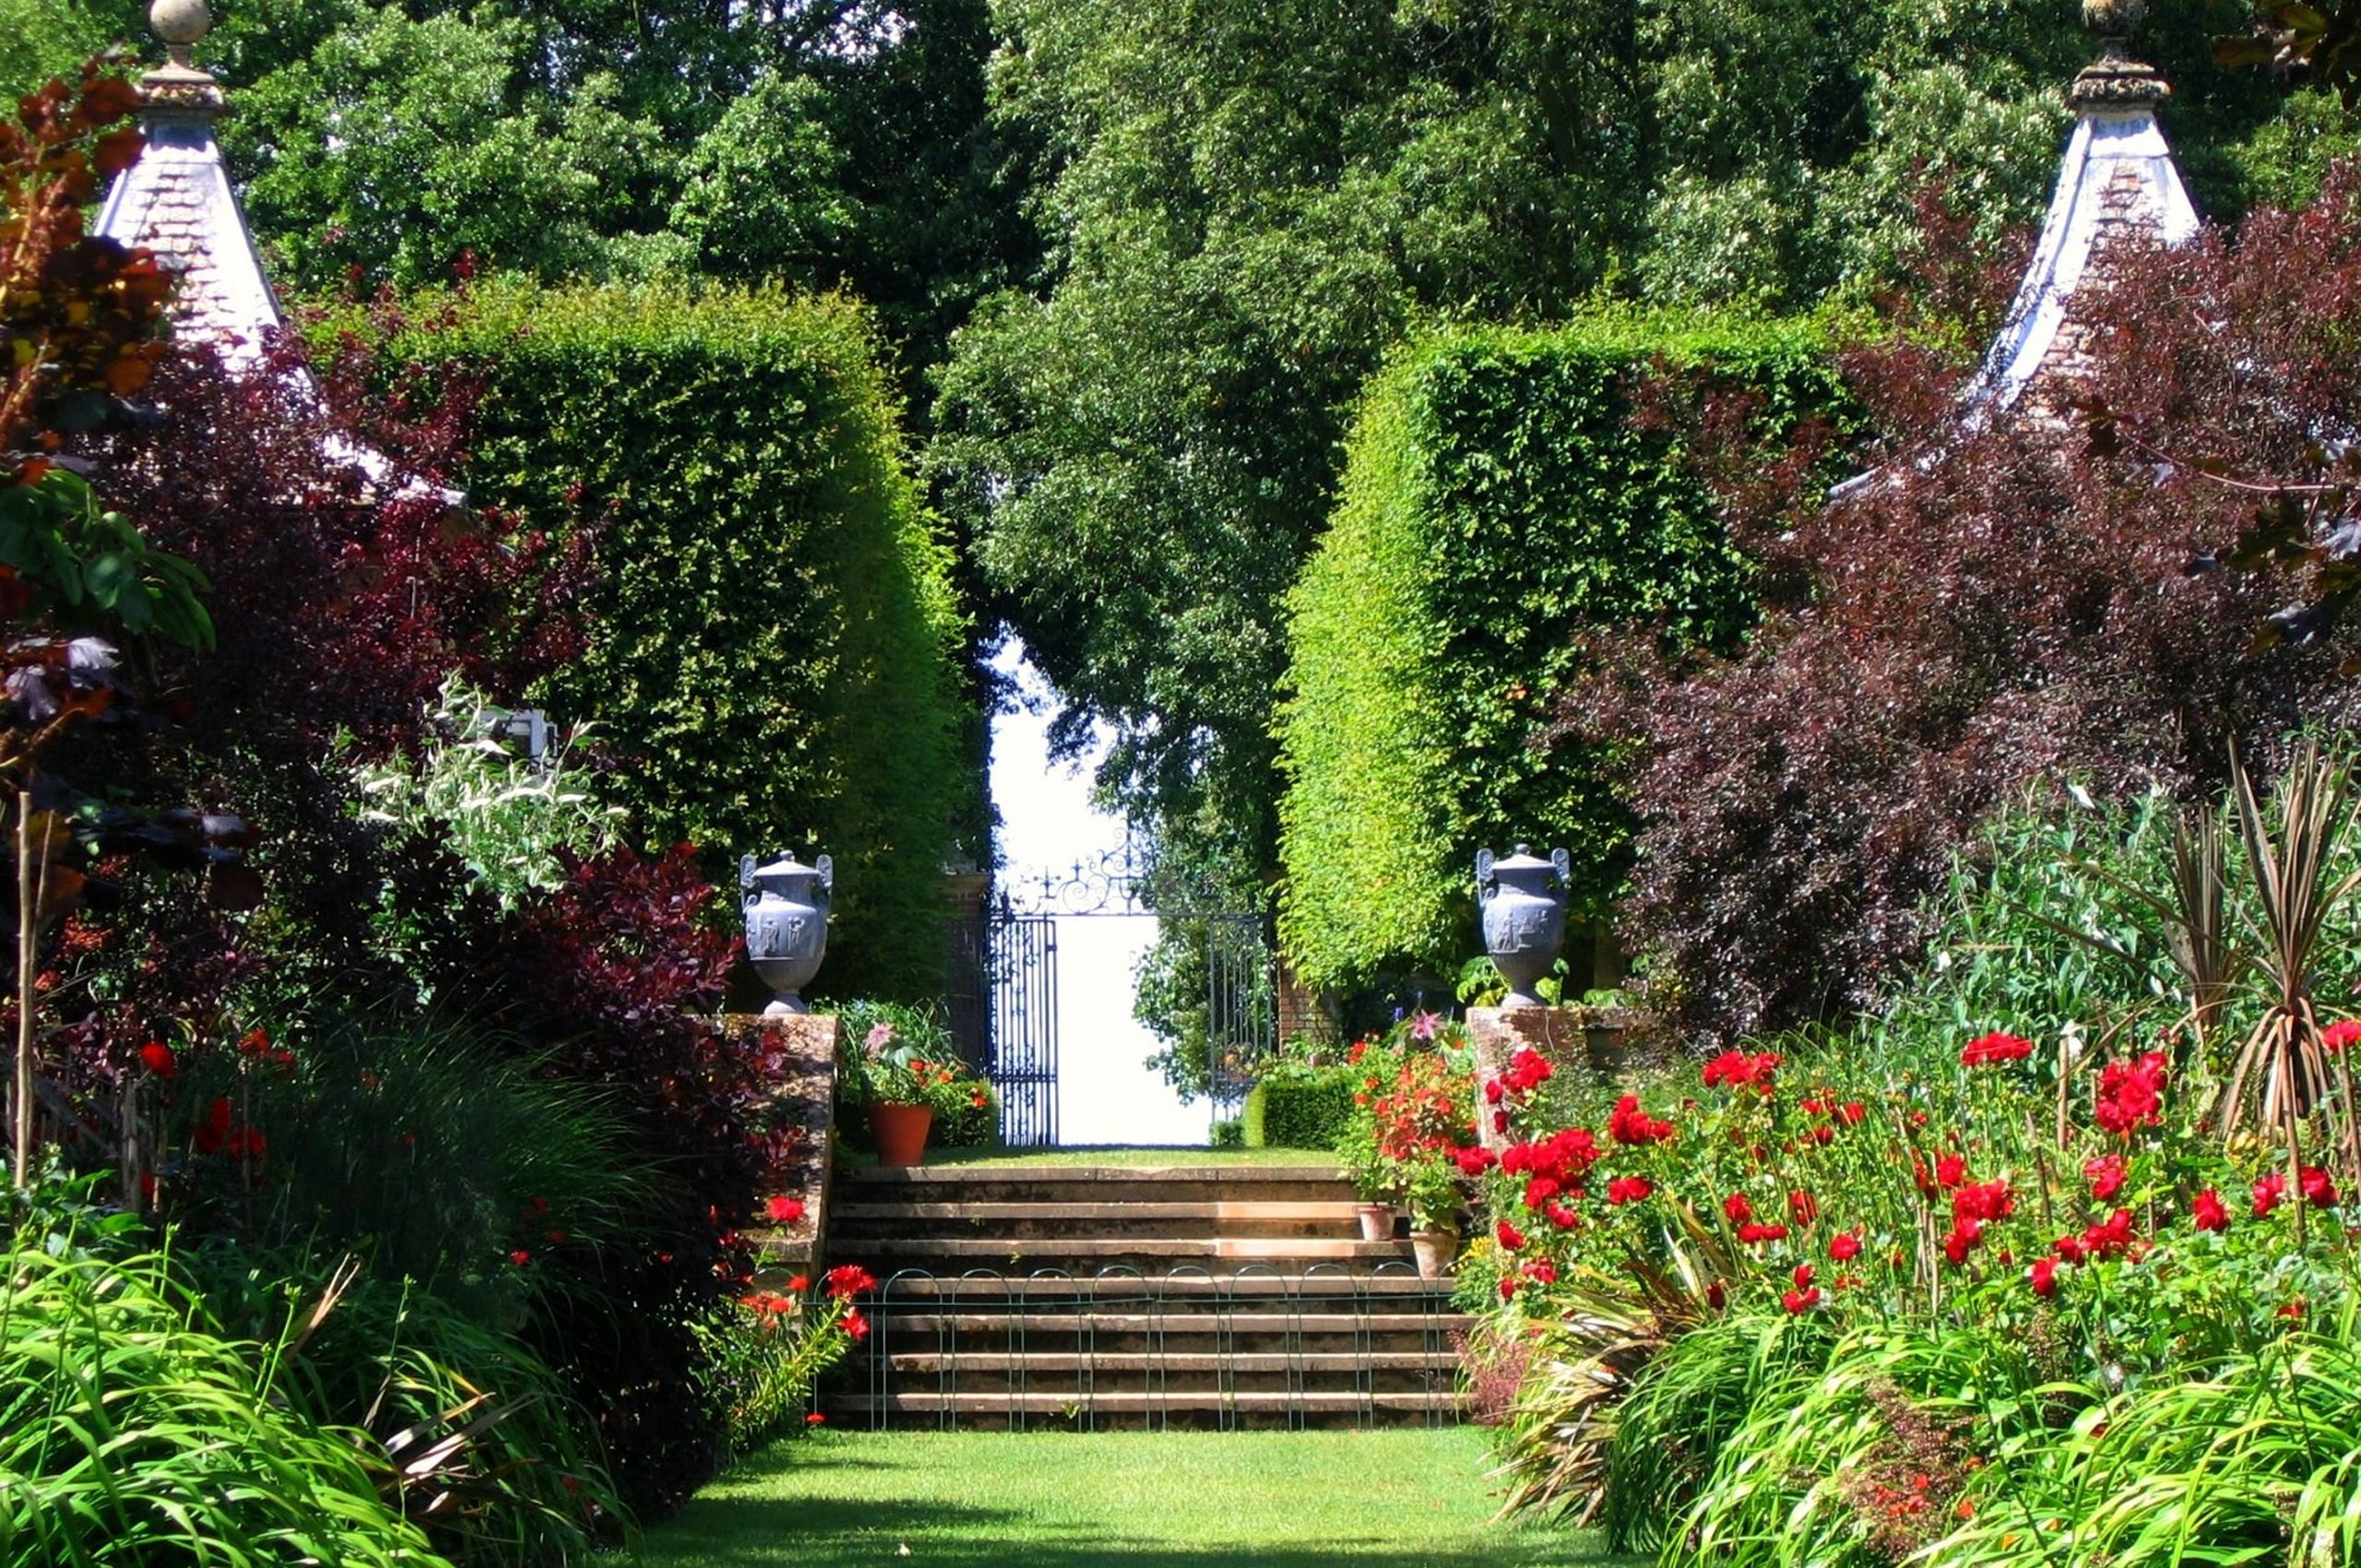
<box><xmin>623</xmin><ymin>1429</ymin><xmax>1626</xmax><ymax>1567</ymax></box>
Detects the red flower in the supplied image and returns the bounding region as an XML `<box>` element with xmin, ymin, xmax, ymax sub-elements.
<box><xmin>192</xmin><ymin>1096</ymin><xmax>233</xmax><ymax>1155</ymax></box>
<box><xmin>1452</xmin><ymin>1145</ymin><xmax>1498</xmax><ymax>1176</ymax></box>
<box><xmin>1723</xmin><ymin>1192</ymin><xmax>1754</xmax><ymax>1225</ymax></box>
<box><xmin>1495</xmin><ymin>1219</ymin><xmax>1526</xmax><ymax>1253</ymax></box>
<box><xmin>1960</xmin><ymin>1030</ymin><xmax>2035</xmax><ymax>1066</ymax></box>
<box><xmin>2326</xmin><ymin>1020</ymin><xmax>2361</xmax><ymax>1053</ymax></box>
<box><xmin>766</xmin><ymin>1194</ymin><xmax>806</xmax><ymax>1224</ymax></box>
<box><xmin>1787</xmin><ymin>1190</ymin><xmax>1819</xmax><ymax>1226</ymax></box>
<box><xmin>1952</xmin><ymin>1179</ymin><xmax>2011</xmax><ymax>1224</ymax></box>
<box><xmin>2302</xmin><ymin>1165</ymin><xmax>2340</xmax><ymax>1208</ymax></box>
<box><xmin>1498</xmin><ymin>1275</ymin><xmax>1520</xmax><ymax>1301</ymax></box>
<box><xmin>2279</xmin><ymin>1298</ymin><xmax>2308</xmax><ymax>1323</ymax></box>
<box><xmin>1829</xmin><ymin>1231</ymin><xmax>1862</xmax><ymax>1262</ymax></box>
<box><xmin>1606</xmin><ymin>1175</ymin><xmax>1653</xmax><ymax>1206</ymax></box>
<box><xmin>2254</xmin><ymin>1172</ymin><xmax>2287</xmax><ymax>1218</ymax></box>
<box><xmin>2052</xmin><ymin>1234</ymin><xmax>2087</xmax><ymax>1265</ymax></box>
<box><xmin>510</xmin><ymin>1250</ymin><xmax>531</xmax><ymax>1266</ymax></box>
<box><xmin>1780</xmin><ymin>1286</ymin><xmax>1820</xmax><ymax>1314</ymax></box>
<box><xmin>788</xmin><ymin>1275</ymin><xmax>810</xmax><ymax>1292</ymax></box>
<box><xmin>2078</xmin><ymin>1207</ymin><xmax>2142</xmax><ymax>1261</ymax></box>
<box><xmin>1792</xmin><ymin>1263</ymin><xmax>1814</xmax><ymax>1290</ymax></box>
<box><xmin>1702</xmin><ymin>1050</ymin><xmax>1781</xmax><ymax>1091</ymax></box>
<box><xmin>237</xmin><ymin>1027</ymin><xmax>270</xmax><ymax>1059</ymax></box>
<box><xmin>1737</xmin><ymin>1222</ymin><xmax>1790</xmax><ymax>1244</ymax></box>
<box><xmin>2029</xmin><ymin>1256</ymin><xmax>2058</xmax><ymax>1297</ymax></box>
<box><xmin>805</xmin><ymin>1411</ymin><xmax>826</xmax><ymax>1425</ymax></box>
<box><xmin>1943</xmin><ymin>1218</ymin><xmax>1982</xmax><ymax>1265</ymax></box>
<box><xmin>2083</xmin><ymin>1154</ymin><xmax>2126</xmax><ymax>1202</ymax></box>
<box><xmin>2193</xmin><ymin>1188</ymin><xmax>2229</xmax><ymax>1233</ymax></box>
<box><xmin>2094</xmin><ymin>1051</ymin><xmax>2167</xmax><ymax>1136</ymax></box>
<box><xmin>825</xmin><ymin>1265</ymin><xmax>877</xmax><ymax>1300</ymax></box>
<box><xmin>1544</xmin><ymin>1201</ymin><xmax>1580</xmax><ymax>1229</ymax></box>
<box><xmin>1607</xmin><ymin>1094</ymin><xmax>1675</xmax><ymax>1145</ymax></box>
<box><xmin>1522</xmin><ymin>1175</ymin><xmax>1561</xmax><ymax>1210</ymax></box>
<box><xmin>844</xmin><ymin>1310</ymin><xmax>869</xmax><ymax>1341</ymax></box>
<box><xmin>1706</xmin><ymin>1280</ymin><xmax>1727</xmax><ymax>1310</ymax></box>
<box><xmin>137</xmin><ymin>1041</ymin><xmax>176</xmax><ymax>1078</ymax></box>
<box><xmin>1838</xmin><ymin>1102</ymin><xmax>1867</xmax><ymax>1125</ymax></box>
<box><xmin>1523</xmin><ymin>1259</ymin><xmax>1558</xmax><ymax>1286</ymax></box>
<box><xmin>1934</xmin><ymin>1154</ymin><xmax>1966</xmax><ymax>1190</ymax></box>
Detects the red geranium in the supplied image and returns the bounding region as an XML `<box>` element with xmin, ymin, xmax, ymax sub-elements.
<box><xmin>1781</xmin><ymin>1285</ymin><xmax>1820</xmax><ymax>1313</ymax></box>
<box><xmin>1960</xmin><ymin>1030</ymin><xmax>2035</xmax><ymax>1066</ymax></box>
<box><xmin>1788</xmin><ymin>1189</ymin><xmax>1819</xmax><ymax>1226</ymax></box>
<box><xmin>2094</xmin><ymin>1051</ymin><xmax>2167</xmax><ymax>1136</ymax></box>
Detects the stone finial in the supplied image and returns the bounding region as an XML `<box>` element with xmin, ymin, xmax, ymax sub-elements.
<box><xmin>2070</xmin><ymin>0</ymin><xmax>2168</xmax><ymax>109</ymax></box>
<box><xmin>139</xmin><ymin>0</ymin><xmax>226</xmax><ymax>118</ymax></box>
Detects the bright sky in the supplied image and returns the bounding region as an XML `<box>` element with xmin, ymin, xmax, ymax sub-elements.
<box><xmin>987</xmin><ymin>640</ymin><xmax>1209</xmax><ymax>1146</ymax></box>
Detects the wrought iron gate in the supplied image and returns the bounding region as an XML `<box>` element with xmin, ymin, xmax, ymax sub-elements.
<box><xmin>989</xmin><ymin>911</ymin><xmax>1059</xmax><ymax>1146</ymax></box>
<box><xmin>980</xmin><ymin>843</ymin><xmax>1275</xmax><ymax>1147</ymax></box>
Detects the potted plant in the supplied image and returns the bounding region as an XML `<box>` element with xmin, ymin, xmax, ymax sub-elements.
<box><xmin>1339</xmin><ymin>1024</ymin><xmax>1477</xmax><ymax>1269</ymax></box>
<box><xmin>1401</xmin><ymin>1156</ymin><xmax>1465</xmax><ymax>1277</ymax></box>
<box><xmin>840</xmin><ymin>1004</ymin><xmax>992</xmax><ymax>1167</ymax></box>
<box><xmin>1336</xmin><ymin>1095</ymin><xmax>1401</xmax><ymax>1241</ymax></box>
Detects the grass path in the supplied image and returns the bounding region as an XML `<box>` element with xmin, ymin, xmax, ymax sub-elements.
<box><xmin>623</xmin><ymin>1428</ymin><xmax>1621</xmax><ymax>1567</ymax></box>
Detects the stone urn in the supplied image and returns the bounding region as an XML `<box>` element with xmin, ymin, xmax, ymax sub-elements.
<box><xmin>742</xmin><ymin>851</ymin><xmax>832</xmax><ymax>1015</ymax></box>
<box><xmin>1477</xmin><ymin>844</ymin><xmax>1572</xmax><ymax>1010</ymax></box>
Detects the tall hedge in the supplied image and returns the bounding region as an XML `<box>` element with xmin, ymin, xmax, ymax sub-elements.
<box><xmin>392</xmin><ymin>281</ymin><xmax>970</xmax><ymax>998</ymax></box>
<box><xmin>1275</xmin><ymin>315</ymin><xmax>1841</xmax><ymax>992</ymax></box>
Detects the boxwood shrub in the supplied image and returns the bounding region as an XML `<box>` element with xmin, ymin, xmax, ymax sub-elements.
<box><xmin>380</xmin><ymin>281</ymin><xmax>972</xmax><ymax>998</ymax></box>
<box><xmin>1243</xmin><ymin>1067</ymin><xmax>1361</xmax><ymax>1150</ymax></box>
<box><xmin>1275</xmin><ymin>314</ymin><xmax>1844</xmax><ymax>992</ymax></box>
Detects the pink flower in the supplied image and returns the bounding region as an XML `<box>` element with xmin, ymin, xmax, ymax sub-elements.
<box><xmin>1407</xmin><ymin>1010</ymin><xmax>1441</xmax><ymax>1041</ymax></box>
<box><xmin>863</xmin><ymin>1022</ymin><xmax>896</xmax><ymax>1054</ymax></box>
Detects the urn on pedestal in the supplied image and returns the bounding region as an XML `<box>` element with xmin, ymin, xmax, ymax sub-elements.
<box><xmin>742</xmin><ymin>851</ymin><xmax>833</xmax><ymax>1015</ymax></box>
<box><xmin>1476</xmin><ymin>844</ymin><xmax>1572</xmax><ymax>1010</ymax></box>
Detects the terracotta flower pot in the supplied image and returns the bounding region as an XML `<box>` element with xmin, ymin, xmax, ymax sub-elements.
<box><xmin>1356</xmin><ymin>1202</ymin><xmax>1396</xmax><ymax>1242</ymax></box>
<box><xmin>1410</xmin><ymin>1228</ymin><xmax>1458</xmax><ymax>1279</ymax></box>
<box><xmin>871</xmin><ymin>1100</ymin><xmax>933</xmax><ymax>1168</ymax></box>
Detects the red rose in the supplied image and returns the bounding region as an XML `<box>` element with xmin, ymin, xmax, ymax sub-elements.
<box><xmin>2302</xmin><ymin>1166</ymin><xmax>2340</xmax><ymax>1208</ymax></box>
<box><xmin>2192</xmin><ymin>1188</ymin><xmax>2228</xmax><ymax>1232</ymax></box>
<box><xmin>1829</xmin><ymin>1231</ymin><xmax>1862</xmax><ymax>1262</ymax></box>
<box><xmin>1495</xmin><ymin>1219</ymin><xmax>1526</xmax><ymax>1253</ymax></box>
<box><xmin>2254</xmin><ymin>1172</ymin><xmax>2287</xmax><ymax>1217</ymax></box>
<box><xmin>1960</xmin><ymin>1030</ymin><xmax>2035</xmax><ymax>1066</ymax></box>
<box><xmin>766</xmin><ymin>1194</ymin><xmax>806</xmax><ymax>1224</ymax></box>
<box><xmin>2029</xmin><ymin>1256</ymin><xmax>2058</xmax><ymax>1298</ymax></box>
<box><xmin>1723</xmin><ymin>1192</ymin><xmax>1753</xmax><ymax>1225</ymax></box>
<box><xmin>1788</xmin><ymin>1190</ymin><xmax>1819</xmax><ymax>1226</ymax></box>
<box><xmin>1780</xmin><ymin>1286</ymin><xmax>1820</xmax><ymax>1314</ymax></box>
<box><xmin>2083</xmin><ymin>1154</ymin><xmax>2126</xmax><ymax>1202</ymax></box>
<box><xmin>2325</xmin><ymin>1019</ymin><xmax>2361</xmax><ymax>1053</ymax></box>
<box><xmin>1606</xmin><ymin>1175</ymin><xmax>1653</xmax><ymax>1206</ymax></box>
<box><xmin>137</xmin><ymin>1041</ymin><xmax>176</xmax><ymax>1078</ymax></box>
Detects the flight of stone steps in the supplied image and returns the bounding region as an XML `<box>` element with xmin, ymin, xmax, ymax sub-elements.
<box><xmin>819</xmin><ymin>1163</ymin><xmax>1472</xmax><ymax>1430</ymax></box>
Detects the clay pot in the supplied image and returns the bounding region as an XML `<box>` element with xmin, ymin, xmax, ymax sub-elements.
<box><xmin>1356</xmin><ymin>1203</ymin><xmax>1396</xmax><ymax>1242</ymax></box>
<box><xmin>1410</xmin><ymin>1228</ymin><xmax>1459</xmax><ymax>1279</ymax></box>
<box><xmin>871</xmin><ymin>1101</ymin><xmax>933</xmax><ymax>1168</ymax></box>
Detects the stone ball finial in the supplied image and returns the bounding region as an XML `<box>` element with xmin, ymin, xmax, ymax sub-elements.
<box><xmin>149</xmin><ymin>0</ymin><xmax>210</xmax><ymax>70</ymax></box>
<box><xmin>2083</xmin><ymin>0</ymin><xmax>2144</xmax><ymax>40</ymax></box>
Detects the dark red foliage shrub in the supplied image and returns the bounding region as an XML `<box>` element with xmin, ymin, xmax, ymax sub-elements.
<box><xmin>1568</xmin><ymin>166</ymin><xmax>2361</xmax><ymax>1045</ymax></box>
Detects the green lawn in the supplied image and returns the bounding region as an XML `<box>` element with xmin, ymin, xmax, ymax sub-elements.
<box><xmin>623</xmin><ymin>1429</ymin><xmax>1621</xmax><ymax>1567</ymax></box>
<box><xmin>850</xmin><ymin>1146</ymin><xmax>1343</xmax><ymax>1170</ymax></box>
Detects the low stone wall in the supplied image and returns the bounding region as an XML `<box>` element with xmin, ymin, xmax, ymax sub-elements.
<box><xmin>1467</xmin><ymin>1004</ymin><xmax>1669</xmax><ymax>1148</ymax></box>
<box><xmin>712</xmin><ymin>1013</ymin><xmax>840</xmax><ymax>1282</ymax></box>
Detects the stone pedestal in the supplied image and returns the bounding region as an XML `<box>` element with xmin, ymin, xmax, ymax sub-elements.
<box><xmin>1467</xmin><ymin>1004</ymin><xmax>1667</xmax><ymax>1147</ymax></box>
<box><xmin>714</xmin><ymin>1012</ymin><xmax>842</xmax><ymax>1281</ymax></box>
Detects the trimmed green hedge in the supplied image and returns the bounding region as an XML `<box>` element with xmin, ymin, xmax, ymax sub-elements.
<box><xmin>1275</xmin><ymin>315</ymin><xmax>1842</xmax><ymax>992</ymax></box>
<box><xmin>1242</xmin><ymin>1069</ymin><xmax>1360</xmax><ymax>1150</ymax></box>
<box><xmin>391</xmin><ymin>282</ymin><xmax>971</xmax><ymax>998</ymax></box>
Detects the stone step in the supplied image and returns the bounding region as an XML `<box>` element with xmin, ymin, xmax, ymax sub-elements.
<box><xmin>833</xmin><ymin>1207</ymin><xmax>1373</xmax><ymax>1243</ymax></box>
<box><xmin>845</xmin><ymin>1236</ymin><xmax>1410</xmax><ymax>1272</ymax></box>
<box><xmin>833</xmin><ymin>1200</ymin><xmax>1367</xmax><ymax>1224</ymax></box>
<box><xmin>820</xmin><ymin>1389</ymin><xmax>1459</xmax><ymax>1420</ymax></box>
<box><xmin>883</xmin><ymin>1310</ymin><xmax>1464</xmax><ymax>1338</ymax></box>
<box><xmin>836</xmin><ymin>1169</ymin><xmax>1354</xmax><ymax>1207</ymax></box>
<box><xmin>853</xmin><ymin>1271</ymin><xmax>1448</xmax><ymax>1300</ymax></box>
<box><xmin>882</xmin><ymin>1350</ymin><xmax>1455</xmax><ymax>1375</ymax></box>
